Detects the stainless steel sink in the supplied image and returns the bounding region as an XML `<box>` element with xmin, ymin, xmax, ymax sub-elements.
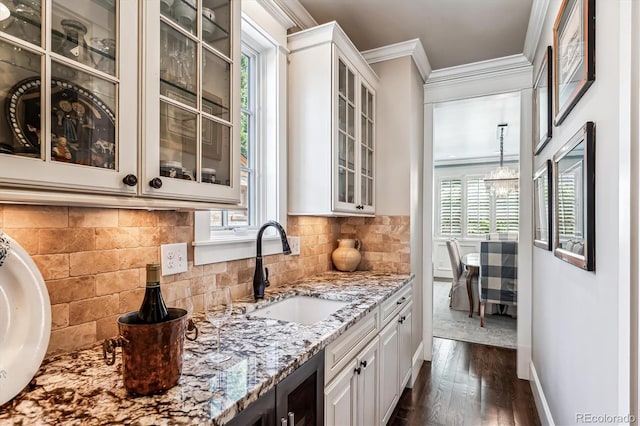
<box><xmin>249</xmin><ymin>296</ymin><xmax>348</xmax><ymax>325</ymax></box>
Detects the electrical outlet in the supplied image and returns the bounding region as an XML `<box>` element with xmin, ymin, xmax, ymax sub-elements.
<box><xmin>161</xmin><ymin>243</ymin><xmax>188</xmax><ymax>276</ymax></box>
<box><xmin>288</xmin><ymin>236</ymin><xmax>300</xmax><ymax>256</ymax></box>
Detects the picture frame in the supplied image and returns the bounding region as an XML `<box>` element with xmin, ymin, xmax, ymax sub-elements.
<box><xmin>534</xmin><ymin>46</ymin><xmax>552</xmax><ymax>155</ymax></box>
<box><xmin>553</xmin><ymin>0</ymin><xmax>595</xmax><ymax>126</ymax></box>
<box><xmin>553</xmin><ymin>121</ymin><xmax>595</xmax><ymax>271</ymax></box>
<box><xmin>533</xmin><ymin>160</ymin><xmax>553</xmax><ymax>250</ymax></box>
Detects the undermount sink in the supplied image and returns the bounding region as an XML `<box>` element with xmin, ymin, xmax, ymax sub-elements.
<box><xmin>249</xmin><ymin>296</ymin><xmax>349</xmax><ymax>325</ymax></box>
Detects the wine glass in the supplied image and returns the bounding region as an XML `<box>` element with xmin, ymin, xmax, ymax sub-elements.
<box><xmin>167</xmin><ymin>282</ymin><xmax>197</xmax><ymax>361</ymax></box>
<box><xmin>204</xmin><ymin>287</ymin><xmax>232</xmax><ymax>363</ymax></box>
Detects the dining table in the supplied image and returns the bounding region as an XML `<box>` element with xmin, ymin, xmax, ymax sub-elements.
<box><xmin>462</xmin><ymin>252</ymin><xmax>480</xmax><ymax>319</ymax></box>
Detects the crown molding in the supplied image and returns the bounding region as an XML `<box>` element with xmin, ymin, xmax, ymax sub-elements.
<box><xmin>361</xmin><ymin>38</ymin><xmax>432</xmax><ymax>82</ymax></box>
<box><xmin>426</xmin><ymin>54</ymin><xmax>532</xmax><ymax>85</ymax></box>
<box><xmin>255</xmin><ymin>0</ymin><xmax>297</xmax><ymax>29</ymax></box>
<box><xmin>523</xmin><ymin>0</ymin><xmax>551</xmax><ymax>61</ymax></box>
<box><xmin>271</xmin><ymin>0</ymin><xmax>318</xmax><ymax>30</ymax></box>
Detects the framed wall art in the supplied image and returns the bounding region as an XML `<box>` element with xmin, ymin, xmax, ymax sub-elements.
<box><xmin>553</xmin><ymin>0</ymin><xmax>595</xmax><ymax>126</ymax></box>
<box><xmin>534</xmin><ymin>46</ymin><xmax>552</xmax><ymax>155</ymax></box>
<box><xmin>553</xmin><ymin>121</ymin><xmax>595</xmax><ymax>271</ymax></box>
<box><xmin>533</xmin><ymin>160</ymin><xmax>553</xmax><ymax>250</ymax></box>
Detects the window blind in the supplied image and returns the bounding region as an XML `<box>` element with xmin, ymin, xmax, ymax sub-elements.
<box><xmin>467</xmin><ymin>178</ymin><xmax>491</xmax><ymax>235</ymax></box>
<box><xmin>557</xmin><ymin>173</ymin><xmax>576</xmax><ymax>237</ymax></box>
<box><xmin>495</xmin><ymin>191</ymin><xmax>519</xmax><ymax>232</ymax></box>
<box><xmin>439</xmin><ymin>178</ymin><xmax>462</xmax><ymax>235</ymax></box>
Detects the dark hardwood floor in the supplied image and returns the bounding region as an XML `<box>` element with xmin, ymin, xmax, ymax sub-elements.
<box><xmin>388</xmin><ymin>337</ymin><xmax>540</xmax><ymax>426</ymax></box>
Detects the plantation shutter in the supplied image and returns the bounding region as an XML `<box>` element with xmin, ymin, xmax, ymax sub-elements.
<box><xmin>467</xmin><ymin>178</ymin><xmax>491</xmax><ymax>235</ymax></box>
<box><xmin>439</xmin><ymin>178</ymin><xmax>462</xmax><ymax>235</ymax></box>
<box><xmin>557</xmin><ymin>173</ymin><xmax>576</xmax><ymax>237</ymax></box>
<box><xmin>495</xmin><ymin>191</ymin><xmax>519</xmax><ymax>232</ymax></box>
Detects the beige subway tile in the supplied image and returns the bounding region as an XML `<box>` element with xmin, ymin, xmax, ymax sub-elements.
<box><xmin>69</xmin><ymin>294</ymin><xmax>119</xmax><ymax>325</ymax></box>
<box><xmin>216</xmin><ymin>272</ymin><xmax>237</xmax><ymax>287</ymax></box>
<box><xmin>95</xmin><ymin>269</ymin><xmax>140</xmax><ymax>296</ymax></box>
<box><xmin>300</xmin><ymin>235</ymin><xmax>319</xmax><ymax>247</ymax></box>
<box><xmin>158</xmin><ymin>227</ymin><xmax>176</xmax><ymax>245</ymax></box>
<box><xmin>0</xmin><ymin>205</ymin><xmax>3</xmax><ymax>227</ymax></box>
<box><xmin>69</xmin><ymin>208</ymin><xmax>118</xmax><ymax>228</ymax></box>
<box><xmin>382</xmin><ymin>252</ymin><xmax>401</xmax><ymax>263</ymax></box>
<box><xmin>156</xmin><ymin>211</ymin><xmax>179</xmax><ymax>227</ymax></box>
<box><xmin>70</xmin><ymin>250</ymin><xmax>119</xmax><ymax>276</ymax></box>
<box><xmin>237</xmin><ymin>267</ymin><xmax>254</xmax><ymax>284</ymax></box>
<box><xmin>119</xmin><ymin>288</ymin><xmax>146</xmax><ymax>312</ymax></box>
<box><xmin>138</xmin><ymin>227</ymin><xmax>160</xmax><ymax>247</ymax></box>
<box><xmin>33</xmin><ymin>254</ymin><xmax>69</xmax><ymax>280</ymax></box>
<box><xmin>118</xmin><ymin>210</ymin><xmax>158</xmax><ymax>227</ymax></box>
<box><xmin>226</xmin><ymin>259</ymin><xmax>247</xmax><ymax>271</ymax></box>
<box><xmin>192</xmin><ymin>293</ymin><xmax>205</xmax><ymax>314</ymax></box>
<box><xmin>4</xmin><ymin>228</ymin><xmax>39</xmax><ymax>255</ymax></box>
<box><xmin>175</xmin><ymin>226</ymin><xmax>193</xmax><ymax>243</ymax></box>
<box><xmin>204</xmin><ymin>262</ymin><xmax>227</xmax><ymax>276</ymax></box>
<box><xmin>95</xmin><ymin>227</ymin><xmax>139</xmax><ymax>250</ymax></box>
<box><xmin>174</xmin><ymin>263</ymin><xmax>203</xmax><ymax>281</ymax></box>
<box><xmin>47</xmin><ymin>276</ymin><xmax>95</xmax><ymax>304</ymax></box>
<box><xmin>3</xmin><ymin>206</ymin><xmax>68</xmax><ymax>229</ymax></box>
<box><xmin>118</xmin><ymin>247</ymin><xmax>158</xmax><ymax>270</ymax></box>
<box><xmin>39</xmin><ymin>228</ymin><xmax>95</xmax><ymax>254</ymax></box>
<box><xmin>47</xmin><ymin>322</ymin><xmax>96</xmax><ymax>355</ymax></box>
<box><xmin>229</xmin><ymin>282</ymin><xmax>252</xmax><ymax>300</ymax></box>
<box><xmin>96</xmin><ymin>315</ymin><xmax>120</xmax><ymax>341</ymax></box>
<box><xmin>51</xmin><ymin>304</ymin><xmax>69</xmax><ymax>330</ymax></box>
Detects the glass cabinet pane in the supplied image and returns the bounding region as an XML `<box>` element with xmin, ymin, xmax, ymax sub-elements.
<box><xmin>0</xmin><ymin>39</ymin><xmax>42</xmax><ymax>159</ymax></box>
<box><xmin>160</xmin><ymin>22</ymin><xmax>197</xmax><ymax>107</ymax></box>
<box><xmin>162</xmin><ymin>0</ymin><xmax>197</xmax><ymax>36</ymax></box>
<box><xmin>52</xmin><ymin>0</ymin><xmax>116</xmax><ymax>74</ymax></box>
<box><xmin>202</xmin><ymin>0</ymin><xmax>230</xmax><ymax>57</ymax></box>
<box><xmin>202</xmin><ymin>47</ymin><xmax>230</xmax><ymax>121</ymax></box>
<box><xmin>201</xmin><ymin>117</ymin><xmax>230</xmax><ymax>186</ymax></box>
<box><xmin>338</xmin><ymin>60</ymin><xmax>346</xmax><ymax>96</ymax></box>
<box><xmin>347</xmin><ymin>69</ymin><xmax>354</xmax><ymax>102</ymax></box>
<box><xmin>160</xmin><ymin>101</ymin><xmax>197</xmax><ymax>181</ymax></box>
<box><xmin>51</xmin><ymin>61</ymin><xmax>116</xmax><ymax>168</ymax></box>
<box><xmin>1</xmin><ymin>0</ymin><xmax>42</xmax><ymax>46</ymax></box>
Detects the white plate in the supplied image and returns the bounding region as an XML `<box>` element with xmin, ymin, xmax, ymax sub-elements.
<box><xmin>0</xmin><ymin>232</ymin><xmax>51</xmax><ymax>406</ymax></box>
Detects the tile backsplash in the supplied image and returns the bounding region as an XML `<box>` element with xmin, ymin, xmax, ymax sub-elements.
<box><xmin>0</xmin><ymin>205</ymin><xmax>409</xmax><ymax>354</ymax></box>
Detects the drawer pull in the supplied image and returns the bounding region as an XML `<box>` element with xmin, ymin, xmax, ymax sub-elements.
<box><xmin>281</xmin><ymin>418</ymin><xmax>288</xmax><ymax>426</ymax></box>
<box><xmin>354</xmin><ymin>367</ymin><xmax>362</xmax><ymax>375</ymax></box>
<box><xmin>360</xmin><ymin>360</ymin><xmax>367</xmax><ymax>368</ymax></box>
<box><xmin>396</xmin><ymin>297</ymin><xmax>406</xmax><ymax>305</ymax></box>
<box><xmin>288</xmin><ymin>412</ymin><xmax>295</xmax><ymax>426</ymax></box>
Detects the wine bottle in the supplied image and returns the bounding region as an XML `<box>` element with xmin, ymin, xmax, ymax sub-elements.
<box><xmin>137</xmin><ymin>264</ymin><xmax>169</xmax><ymax>324</ymax></box>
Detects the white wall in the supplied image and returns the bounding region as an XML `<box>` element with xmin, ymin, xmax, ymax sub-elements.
<box><xmin>531</xmin><ymin>0</ymin><xmax>632</xmax><ymax>423</ymax></box>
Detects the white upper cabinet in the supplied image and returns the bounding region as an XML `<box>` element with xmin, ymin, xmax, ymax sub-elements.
<box><xmin>0</xmin><ymin>0</ymin><xmax>138</xmax><ymax>195</ymax></box>
<box><xmin>140</xmin><ymin>0</ymin><xmax>240</xmax><ymax>204</ymax></box>
<box><xmin>288</xmin><ymin>22</ymin><xmax>378</xmax><ymax>216</ymax></box>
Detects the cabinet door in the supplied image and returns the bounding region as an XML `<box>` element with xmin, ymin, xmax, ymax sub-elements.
<box><xmin>333</xmin><ymin>49</ymin><xmax>358</xmax><ymax>213</ymax></box>
<box><xmin>356</xmin><ymin>336</ymin><xmax>379</xmax><ymax>426</ymax></box>
<box><xmin>325</xmin><ymin>358</ymin><xmax>357</xmax><ymax>426</ymax></box>
<box><xmin>358</xmin><ymin>81</ymin><xmax>375</xmax><ymax>214</ymax></box>
<box><xmin>398</xmin><ymin>301</ymin><xmax>413</xmax><ymax>390</ymax></box>
<box><xmin>0</xmin><ymin>0</ymin><xmax>138</xmax><ymax>194</ymax></box>
<box><xmin>226</xmin><ymin>388</ymin><xmax>276</xmax><ymax>426</ymax></box>
<box><xmin>378</xmin><ymin>320</ymin><xmax>399</xmax><ymax>425</ymax></box>
<box><xmin>277</xmin><ymin>350</ymin><xmax>324</xmax><ymax>426</ymax></box>
<box><xmin>141</xmin><ymin>0</ymin><xmax>240</xmax><ymax>203</ymax></box>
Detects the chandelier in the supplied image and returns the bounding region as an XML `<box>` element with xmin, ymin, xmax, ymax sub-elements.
<box><xmin>484</xmin><ymin>123</ymin><xmax>519</xmax><ymax>198</ymax></box>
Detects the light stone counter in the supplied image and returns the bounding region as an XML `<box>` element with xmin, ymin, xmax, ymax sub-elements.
<box><xmin>0</xmin><ymin>271</ymin><xmax>412</xmax><ymax>425</ymax></box>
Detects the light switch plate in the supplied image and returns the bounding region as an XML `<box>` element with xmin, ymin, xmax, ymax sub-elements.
<box><xmin>288</xmin><ymin>236</ymin><xmax>300</xmax><ymax>256</ymax></box>
<box><xmin>161</xmin><ymin>243</ymin><xmax>188</xmax><ymax>276</ymax></box>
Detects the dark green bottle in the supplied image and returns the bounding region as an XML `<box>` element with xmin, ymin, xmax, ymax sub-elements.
<box><xmin>137</xmin><ymin>264</ymin><xmax>169</xmax><ymax>323</ymax></box>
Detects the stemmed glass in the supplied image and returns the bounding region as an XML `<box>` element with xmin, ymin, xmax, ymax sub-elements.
<box><xmin>168</xmin><ymin>282</ymin><xmax>198</xmax><ymax>362</ymax></box>
<box><xmin>204</xmin><ymin>287</ymin><xmax>232</xmax><ymax>363</ymax></box>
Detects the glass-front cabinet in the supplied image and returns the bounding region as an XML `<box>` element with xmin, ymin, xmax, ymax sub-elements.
<box><xmin>0</xmin><ymin>0</ymin><xmax>137</xmax><ymax>194</ymax></box>
<box><xmin>141</xmin><ymin>0</ymin><xmax>240</xmax><ymax>203</ymax></box>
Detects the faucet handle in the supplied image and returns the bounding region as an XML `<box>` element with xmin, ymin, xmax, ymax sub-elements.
<box><xmin>265</xmin><ymin>267</ymin><xmax>270</xmax><ymax>287</ymax></box>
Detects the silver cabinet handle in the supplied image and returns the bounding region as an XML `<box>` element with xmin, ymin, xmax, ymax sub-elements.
<box><xmin>288</xmin><ymin>412</ymin><xmax>295</xmax><ymax>426</ymax></box>
<box><xmin>281</xmin><ymin>418</ymin><xmax>288</xmax><ymax>426</ymax></box>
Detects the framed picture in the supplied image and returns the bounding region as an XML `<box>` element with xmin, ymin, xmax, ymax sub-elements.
<box><xmin>553</xmin><ymin>122</ymin><xmax>595</xmax><ymax>270</ymax></box>
<box><xmin>534</xmin><ymin>47</ymin><xmax>552</xmax><ymax>155</ymax></box>
<box><xmin>533</xmin><ymin>160</ymin><xmax>553</xmax><ymax>250</ymax></box>
<box><xmin>553</xmin><ymin>0</ymin><xmax>595</xmax><ymax>126</ymax></box>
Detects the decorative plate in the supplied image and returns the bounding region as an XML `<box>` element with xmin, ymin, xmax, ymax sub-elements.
<box><xmin>5</xmin><ymin>77</ymin><xmax>116</xmax><ymax>167</ymax></box>
<box><xmin>0</xmin><ymin>232</ymin><xmax>51</xmax><ymax>406</ymax></box>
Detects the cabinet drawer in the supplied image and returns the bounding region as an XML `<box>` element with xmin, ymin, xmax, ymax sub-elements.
<box><xmin>380</xmin><ymin>284</ymin><xmax>412</xmax><ymax>328</ymax></box>
<box><xmin>325</xmin><ymin>308</ymin><xmax>379</xmax><ymax>383</ymax></box>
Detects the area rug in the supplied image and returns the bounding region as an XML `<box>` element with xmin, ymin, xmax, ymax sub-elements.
<box><xmin>432</xmin><ymin>279</ymin><xmax>517</xmax><ymax>349</ymax></box>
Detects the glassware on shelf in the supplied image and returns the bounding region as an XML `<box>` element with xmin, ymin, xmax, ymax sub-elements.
<box><xmin>58</xmin><ymin>19</ymin><xmax>95</xmax><ymax>68</ymax></box>
<box><xmin>90</xmin><ymin>37</ymin><xmax>116</xmax><ymax>75</ymax></box>
<box><xmin>201</xmin><ymin>7</ymin><xmax>215</xmax><ymax>42</ymax></box>
<box><xmin>4</xmin><ymin>0</ymin><xmax>42</xmax><ymax>46</ymax></box>
<box><xmin>204</xmin><ymin>287</ymin><xmax>232</xmax><ymax>363</ymax></box>
<box><xmin>171</xmin><ymin>0</ymin><xmax>197</xmax><ymax>35</ymax></box>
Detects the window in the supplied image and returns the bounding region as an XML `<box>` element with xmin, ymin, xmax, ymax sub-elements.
<box><xmin>557</xmin><ymin>173</ymin><xmax>577</xmax><ymax>237</ymax></box>
<box><xmin>193</xmin><ymin>15</ymin><xmax>286</xmax><ymax>265</ymax></box>
<box><xmin>439</xmin><ymin>178</ymin><xmax>462</xmax><ymax>235</ymax></box>
<box><xmin>436</xmin><ymin>166</ymin><xmax>519</xmax><ymax>238</ymax></box>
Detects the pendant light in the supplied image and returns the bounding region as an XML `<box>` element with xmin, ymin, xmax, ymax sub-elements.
<box><xmin>484</xmin><ymin>123</ymin><xmax>519</xmax><ymax>198</ymax></box>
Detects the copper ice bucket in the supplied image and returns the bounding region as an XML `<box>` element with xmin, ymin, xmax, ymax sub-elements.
<box><xmin>103</xmin><ymin>308</ymin><xmax>197</xmax><ymax>396</ymax></box>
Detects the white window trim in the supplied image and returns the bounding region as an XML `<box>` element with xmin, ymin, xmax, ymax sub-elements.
<box><xmin>193</xmin><ymin>14</ymin><xmax>287</xmax><ymax>265</ymax></box>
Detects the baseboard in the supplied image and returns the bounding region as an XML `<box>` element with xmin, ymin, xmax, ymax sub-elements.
<box><xmin>529</xmin><ymin>361</ymin><xmax>555</xmax><ymax>425</ymax></box>
<box><xmin>409</xmin><ymin>341</ymin><xmax>425</xmax><ymax>388</ymax></box>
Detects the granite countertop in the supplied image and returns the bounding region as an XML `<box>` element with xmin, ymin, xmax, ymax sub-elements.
<box><xmin>0</xmin><ymin>271</ymin><xmax>412</xmax><ymax>425</ymax></box>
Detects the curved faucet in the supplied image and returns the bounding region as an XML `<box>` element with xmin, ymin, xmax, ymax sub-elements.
<box><xmin>253</xmin><ymin>220</ymin><xmax>292</xmax><ymax>300</ymax></box>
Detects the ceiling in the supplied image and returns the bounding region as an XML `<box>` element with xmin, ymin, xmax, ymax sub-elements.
<box><xmin>433</xmin><ymin>92</ymin><xmax>521</xmax><ymax>162</ymax></box>
<box><xmin>296</xmin><ymin>0</ymin><xmax>534</xmax><ymax>70</ymax></box>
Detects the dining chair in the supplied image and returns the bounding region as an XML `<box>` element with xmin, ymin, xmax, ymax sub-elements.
<box><xmin>479</xmin><ymin>239</ymin><xmax>517</xmax><ymax>327</ymax></box>
<box><xmin>446</xmin><ymin>240</ymin><xmax>478</xmax><ymax>312</ymax></box>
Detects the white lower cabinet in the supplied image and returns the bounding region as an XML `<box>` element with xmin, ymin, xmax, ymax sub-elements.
<box><xmin>325</xmin><ymin>337</ymin><xmax>379</xmax><ymax>426</ymax></box>
<box><xmin>378</xmin><ymin>319</ymin><xmax>400</xmax><ymax>425</ymax></box>
<box><xmin>398</xmin><ymin>301</ymin><xmax>413</xmax><ymax>390</ymax></box>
